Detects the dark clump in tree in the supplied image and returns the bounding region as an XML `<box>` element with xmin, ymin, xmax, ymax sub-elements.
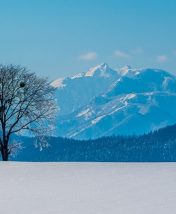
<box><xmin>0</xmin><ymin>64</ymin><xmax>57</xmax><ymax>161</ymax></box>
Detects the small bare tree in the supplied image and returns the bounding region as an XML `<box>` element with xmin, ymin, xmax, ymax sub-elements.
<box><xmin>0</xmin><ymin>65</ymin><xmax>57</xmax><ymax>161</ymax></box>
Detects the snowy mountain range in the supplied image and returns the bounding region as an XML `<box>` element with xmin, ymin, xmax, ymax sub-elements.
<box><xmin>52</xmin><ymin>63</ymin><xmax>176</xmax><ymax>139</ymax></box>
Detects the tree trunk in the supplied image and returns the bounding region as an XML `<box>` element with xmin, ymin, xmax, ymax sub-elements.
<box><xmin>1</xmin><ymin>145</ymin><xmax>9</xmax><ymax>161</ymax></box>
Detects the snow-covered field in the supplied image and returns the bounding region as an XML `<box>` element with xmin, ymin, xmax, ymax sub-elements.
<box><xmin>0</xmin><ymin>162</ymin><xmax>176</xmax><ymax>214</ymax></box>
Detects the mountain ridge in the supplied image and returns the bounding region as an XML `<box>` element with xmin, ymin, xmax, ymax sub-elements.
<box><xmin>52</xmin><ymin>63</ymin><xmax>176</xmax><ymax>139</ymax></box>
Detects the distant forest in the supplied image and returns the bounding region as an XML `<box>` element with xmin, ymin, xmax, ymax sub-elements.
<box><xmin>11</xmin><ymin>123</ymin><xmax>176</xmax><ymax>162</ymax></box>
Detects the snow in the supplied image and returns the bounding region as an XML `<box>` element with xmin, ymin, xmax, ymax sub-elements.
<box><xmin>91</xmin><ymin>115</ymin><xmax>105</xmax><ymax>124</ymax></box>
<box><xmin>0</xmin><ymin>162</ymin><xmax>176</xmax><ymax>214</ymax></box>
<box><xmin>76</xmin><ymin>108</ymin><xmax>91</xmax><ymax>118</ymax></box>
<box><xmin>162</xmin><ymin>76</ymin><xmax>174</xmax><ymax>90</ymax></box>
<box><xmin>70</xmin><ymin>72</ymin><xmax>84</xmax><ymax>79</ymax></box>
<box><xmin>119</xmin><ymin>65</ymin><xmax>140</xmax><ymax>77</ymax></box>
<box><xmin>124</xmin><ymin>93</ymin><xmax>136</xmax><ymax>100</ymax></box>
<box><xmin>51</xmin><ymin>78</ymin><xmax>65</xmax><ymax>88</ymax></box>
<box><xmin>138</xmin><ymin>96</ymin><xmax>158</xmax><ymax>115</ymax></box>
<box><xmin>54</xmin><ymin>63</ymin><xmax>119</xmax><ymax>117</ymax></box>
<box><xmin>85</xmin><ymin>63</ymin><xmax>112</xmax><ymax>77</ymax></box>
<box><xmin>119</xmin><ymin>65</ymin><xmax>132</xmax><ymax>75</ymax></box>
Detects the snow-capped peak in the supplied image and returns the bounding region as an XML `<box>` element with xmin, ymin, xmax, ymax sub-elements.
<box><xmin>51</xmin><ymin>63</ymin><xmax>119</xmax><ymax>89</ymax></box>
<box><xmin>85</xmin><ymin>63</ymin><xmax>114</xmax><ymax>77</ymax></box>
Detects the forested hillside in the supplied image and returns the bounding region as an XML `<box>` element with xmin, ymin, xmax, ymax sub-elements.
<box><xmin>11</xmin><ymin>124</ymin><xmax>176</xmax><ymax>162</ymax></box>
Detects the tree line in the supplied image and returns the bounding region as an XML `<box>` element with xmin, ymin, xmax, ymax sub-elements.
<box><xmin>12</xmin><ymin>123</ymin><xmax>176</xmax><ymax>162</ymax></box>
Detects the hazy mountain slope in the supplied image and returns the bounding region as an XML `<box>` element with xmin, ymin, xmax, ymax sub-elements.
<box><xmin>52</xmin><ymin>63</ymin><xmax>119</xmax><ymax>116</ymax></box>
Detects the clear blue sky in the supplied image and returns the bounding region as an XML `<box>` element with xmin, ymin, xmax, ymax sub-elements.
<box><xmin>0</xmin><ymin>0</ymin><xmax>176</xmax><ymax>80</ymax></box>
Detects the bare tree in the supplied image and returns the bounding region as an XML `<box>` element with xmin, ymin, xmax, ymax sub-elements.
<box><xmin>0</xmin><ymin>65</ymin><xmax>57</xmax><ymax>161</ymax></box>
